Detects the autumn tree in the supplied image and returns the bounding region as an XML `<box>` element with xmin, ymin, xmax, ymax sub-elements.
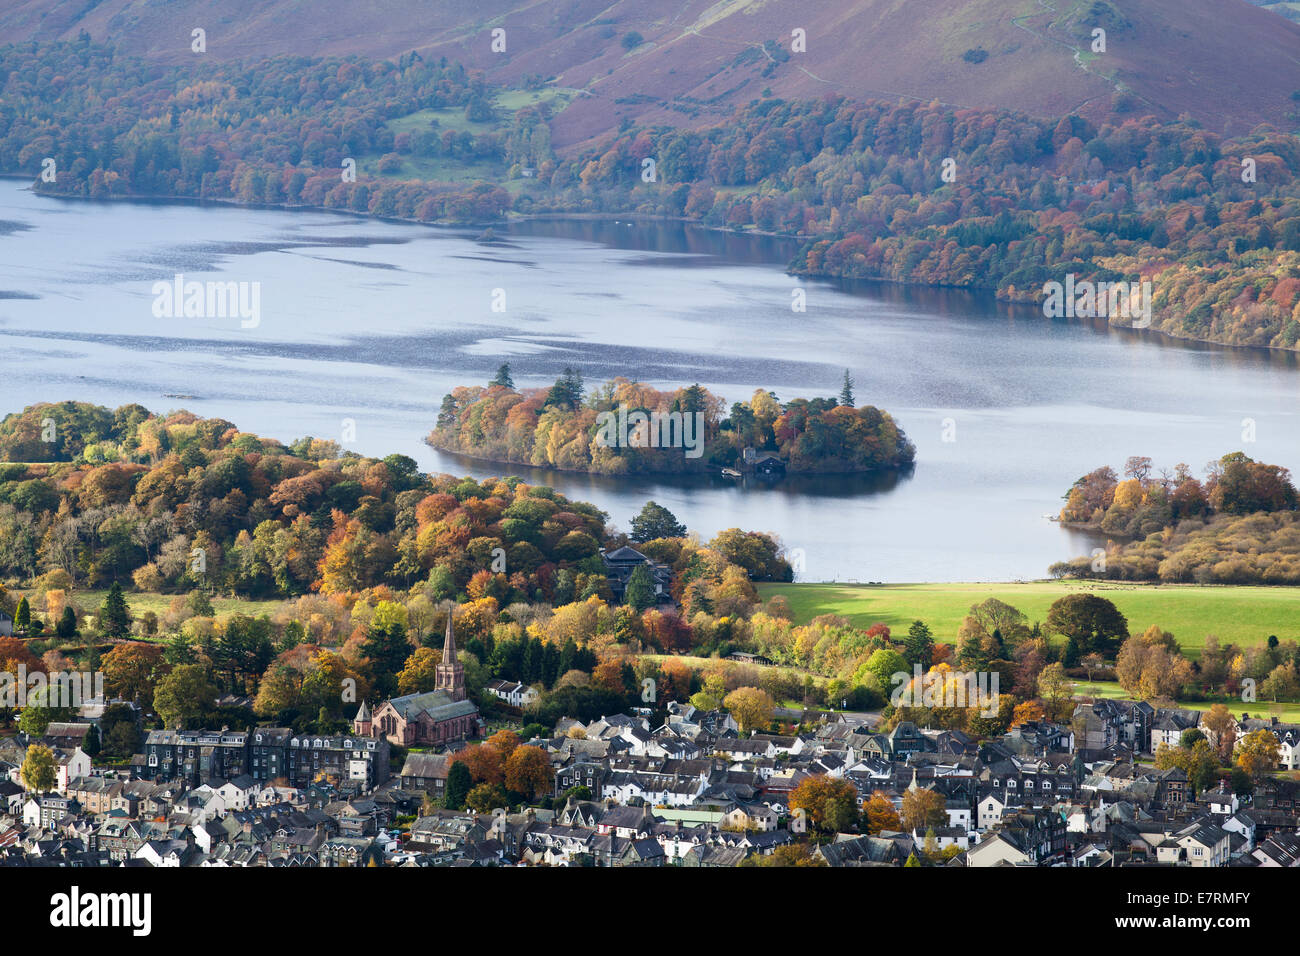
<box><xmin>1236</xmin><ymin>728</ymin><xmax>1280</xmax><ymax>781</ymax></box>
<box><xmin>723</xmin><ymin>686</ymin><xmax>775</xmax><ymax>734</ymax></box>
<box><xmin>21</xmin><ymin>743</ymin><xmax>57</xmax><ymax>793</ymax></box>
<box><xmin>900</xmin><ymin>786</ymin><xmax>947</xmax><ymax>833</ymax></box>
<box><xmin>504</xmin><ymin>744</ymin><xmax>552</xmax><ymax>800</ymax></box>
<box><xmin>789</xmin><ymin>775</ymin><xmax>859</xmax><ymax>833</ymax></box>
<box><xmin>862</xmin><ymin>790</ymin><xmax>902</xmax><ymax>835</ymax></box>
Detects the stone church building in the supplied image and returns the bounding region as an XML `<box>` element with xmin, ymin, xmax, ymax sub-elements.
<box><xmin>354</xmin><ymin>614</ymin><xmax>481</xmax><ymax>747</ymax></box>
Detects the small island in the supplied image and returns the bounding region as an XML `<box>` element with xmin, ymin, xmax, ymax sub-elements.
<box><xmin>428</xmin><ymin>365</ymin><xmax>916</xmax><ymax>478</ymax></box>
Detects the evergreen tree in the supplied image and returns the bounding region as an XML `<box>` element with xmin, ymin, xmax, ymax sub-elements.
<box><xmin>903</xmin><ymin>620</ymin><xmax>934</xmax><ymax>668</ymax></box>
<box><xmin>56</xmin><ymin>605</ymin><xmax>77</xmax><ymax>638</ymax></box>
<box><xmin>624</xmin><ymin>565</ymin><xmax>656</xmax><ymax>611</ymax></box>
<box><xmin>839</xmin><ymin>369</ymin><xmax>856</xmax><ymax>407</ymax></box>
<box><xmin>99</xmin><ymin>583</ymin><xmax>131</xmax><ymax>638</ymax></box>
<box><xmin>630</xmin><ymin>501</ymin><xmax>687</xmax><ymax>542</ymax></box>
<box><xmin>445</xmin><ymin>761</ymin><xmax>472</xmax><ymax>810</ymax></box>
<box><xmin>13</xmin><ymin>597</ymin><xmax>30</xmax><ymax>634</ymax></box>
<box><xmin>363</xmin><ymin>622</ymin><xmax>412</xmax><ymax>699</ymax></box>
<box><xmin>491</xmin><ymin>363</ymin><xmax>514</xmax><ymax>388</ymax></box>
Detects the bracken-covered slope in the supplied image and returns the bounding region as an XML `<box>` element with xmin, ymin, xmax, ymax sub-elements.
<box><xmin>2</xmin><ymin>0</ymin><xmax>1297</xmax><ymax>149</ymax></box>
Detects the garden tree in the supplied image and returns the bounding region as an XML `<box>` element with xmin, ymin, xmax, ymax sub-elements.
<box><xmin>1155</xmin><ymin>740</ymin><xmax>1215</xmax><ymax>794</ymax></box>
<box><xmin>13</xmin><ymin>597</ymin><xmax>30</xmax><ymax>634</ymax></box>
<box><xmin>20</xmin><ymin>743</ymin><xmax>57</xmax><ymax>793</ymax></box>
<box><xmin>153</xmin><ymin>664</ymin><xmax>217</xmax><ymax>729</ymax></box>
<box><xmin>56</xmin><ymin>605</ymin><xmax>78</xmax><ymax>638</ymax></box>
<box><xmin>453</xmin><ymin>743</ymin><xmax>506</xmax><ymax>786</ymax></box>
<box><xmin>789</xmin><ymin>775</ymin><xmax>859</xmax><ymax>833</ymax></box>
<box><xmin>723</xmin><ymin>686</ymin><xmax>775</xmax><ymax>734</ymax></box>
<box><xmin>623</xmin><ymin>564</ymin><xmax>655</xmax><ymax>611</ymax></box>
<box><xmin>1202</xmin><ymin>703</ymin><xmax>1237</xmax><ymax>761</ymax></box>
<box><xmin>1036</xmin><ymin>662</ymin><xmax>1073</xmax><ymax>721</ymax></box>
<box><xmin>966</xmin><ymin>694</ymin><xmax>1016</xmax><ymax>738</ymax></box>
<box><xmin>16</xmin><ymin>686</ymin><xmax>74</xmax><ymax>736</ymax></box>
<box><xmin>862</xmin><ymin>790</ymin><xmax>902</xmax><ymax>834</ymax></box>
<box><xmin>101</xmin><ymin>642</ymin><xmax>165</xmax><ymax>708</ymax></box>
<box><xmin>900</xmin><ymin>786</ymin><xmax>948</xmax><ymax>833</ymax></box>
<box><xmin>741</xmin><ymin>844</ymin><xmax>826</xmax><ymax>867</ymax></box>
<box><xmin>904</xmin><ymin>852</ymin><xmax>921</xmax><ymax>867</ymax></box>
<box><xmin>487</xmin><ymin>729</ymin><xmax>521</xmax><ymax>760</ymax></box>
<box><xmin>1236</xmin><ymin>728</ymin><xmax>1281</xmax><ymax>781</ymax></box>
<box><xmin>902</xmin><ymin>620</ymin><xmax>934</xmax><ymax>668</ymax></box>
<box><xmin>1080</xmin><ymin>652</ymin><xmax>1105</xmax><ymax>688</ymax></box>
<box><xmin>504</xmin><ymin>744</ymin><xmax>553</xmax><ymax>800</ymax></box>
<box><xmin>629</xmin><ymin>501</ymin><xmax>687</xmax><ymax>542</ymax></box>
<box><xmin>1045</xmin><ymin>594</ymin><xmax>1128</xmax><ymax>657</ymax></box>
<box><xmin>444</xmin><ymin>760</ymin><xmax>472</xmax><ymax>810</ymax></box>
<box><xmin>1180</xmin><ymin>728</ymin><xmax>1207</xmax><ymax>748</ymax></box>
<box><xmin>98</xmin><ymin>582</ymin><xmax>131</xmax><ymax>637</ymax></box>
<box><xmin>82</xmin><ymin>723</ymin><xmax>101</xmax><ymax>757</ymax></box>
<box><xmin>465</xmin><ymin>782</ymin><xmax>510</xmax><ymax>814</ymax></box>
<box><xmin>1010</xmin><ymin>699</ymin><xmax>1046</xmax><ymax>728</ymax></box>
<box><xmin>100</xmin><ymin>703</ymin><xmax>141</xmax><ymax>758</ymax></box>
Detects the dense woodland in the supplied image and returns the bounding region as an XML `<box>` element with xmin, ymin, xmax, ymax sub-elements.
<box><xmin>4</xmin><ymin>38</ymin><xmax>1298</xmax><ymax>351</ymax></box>
<box><xmin>1052</xmin><ymin>453</ymin><xmax>1300</xmax><ymax>583</ymax></box>
<box><xmin>429</xmin><ymin>368</ymin><xmax>915</xmax><ymax>475</ymax></box>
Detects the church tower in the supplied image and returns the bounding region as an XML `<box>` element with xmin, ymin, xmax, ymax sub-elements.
<box><xmin>436</xmin><ymin>611</ymin><xmax>466</xmax><ymax>701</ymax></box>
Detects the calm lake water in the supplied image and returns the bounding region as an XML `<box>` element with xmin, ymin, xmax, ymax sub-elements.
<box><xmin>2</xmin><ymin>182</ymin><xmax>1297</xmax><ymax>582</ymax></box>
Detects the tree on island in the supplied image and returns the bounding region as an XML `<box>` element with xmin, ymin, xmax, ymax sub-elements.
<box><xmin>629</xmin><ymin>501</ymin><xmax>687</xmax><ymax>542</ymax></box>
<box><xmin>544</xmin><ymin>367</ymin><xmax>584</xmax><ymax>410</ymax></box>
<box><xmin>839</xmin><ymin>370</ymin><xmax>855</xmax><ymax>407</ymax></box>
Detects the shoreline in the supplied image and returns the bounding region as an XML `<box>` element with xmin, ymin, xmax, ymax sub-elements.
<box><xmin>8</xmin><ymin>177</ymin><xmax>1297</xmax><ymax>359</ymax></box>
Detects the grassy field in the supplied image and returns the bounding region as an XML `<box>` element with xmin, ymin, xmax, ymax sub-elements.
<box><xmin>755</xmin><ymin>581</ymin><xmax>1300</xmax><ymax>659</ymax></box>
<box><xmin>20</xmin><ymin>588</ymin><xmax>285</xmax><ymax>622</ymax></box>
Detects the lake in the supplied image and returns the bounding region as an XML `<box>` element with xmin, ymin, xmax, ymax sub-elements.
<box><xmin>1</xmin><ymin>181</ymin><xmax>1297</xmax><ymax>582</ymax></box>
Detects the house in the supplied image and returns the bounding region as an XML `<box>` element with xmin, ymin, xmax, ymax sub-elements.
<box><xmin>600</xmin><ymin>546</ymin><xmax>673</xmax><ymax>603</ymax></box>
<box><xmin>485</xmin><ymin>679</ymin><xmax>539</xmax><ymax>709</ymax></box>
<box><xmin>1151</xmin><ymin>708</ymin><xmax>1203</xmax><ymax>750</ymax></box>
<box><xmin>0</xmin><ymin>609</ymin><xmax>12</xmax><ymax>636</ymax></box>
<box><xmin>399</xmin><ymin>752</ymin><xmax>450</xmax><ymax>797</ymax></box>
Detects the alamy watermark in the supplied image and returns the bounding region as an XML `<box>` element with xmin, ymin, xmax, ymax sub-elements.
<box><xmin>1</xmin><ymin>665</ymin><xmax>104</xmax><ymax>709</ymax></box>
<box><xmin>890</xmin><ymin>665</ymin><xmax>1000</xmax><ymax>717</ymax></box>
<box><xmin>593</xmin><ymin>406</ymin><xmax>705</xmax><ymax>459</ymax></box>
<box><xmin>152</xmin><ymin>273</ymin><xmax>261</xmax><ymax>328</ymax></box>
<box><xmin>1042</xmin><ymin>274</ymin><xmax>1152</xmax><ymax>329</ymax></box>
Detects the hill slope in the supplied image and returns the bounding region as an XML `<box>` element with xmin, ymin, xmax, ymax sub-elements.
<box><xmin>1</xmin><ymin>0</ymin><xmax>1295</xmax><ymax>148</ymax></box>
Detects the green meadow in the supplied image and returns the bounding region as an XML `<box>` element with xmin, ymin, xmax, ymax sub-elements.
<box><xmin>755</xmin><ymin>581</ymin><xmax>1300</xmax><ymax>660</ymax></box>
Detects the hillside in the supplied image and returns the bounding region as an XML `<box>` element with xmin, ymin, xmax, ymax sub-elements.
<box><xmin>2</xmin><ymin>0</ymin><xmax>1296</xmax><ymax>149</ymax></box>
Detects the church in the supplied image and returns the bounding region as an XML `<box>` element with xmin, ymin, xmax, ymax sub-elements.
<box><xmin>354</xmin><ymin>613</ymin><xmax>481</xmax><ymax>747</ymax></box>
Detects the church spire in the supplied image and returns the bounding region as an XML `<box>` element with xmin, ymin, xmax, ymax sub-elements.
<box><xmin>436</xmin><ymin>604</ymin><xmax>466</xmax><ymax>701</ymax></box>
<box><xmin>442</xmin><ymin>611</ymin><xmax>458</xmax><ymax>666</ymax></box>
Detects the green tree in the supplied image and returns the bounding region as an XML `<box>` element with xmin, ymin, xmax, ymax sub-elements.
<box><xmin>99</xmin><ymin>582</ymin><xmax>131</xmax><ymax>638</ymax></box>
<box><xmin>838</xmin><ymin>369</ymin><xmax>855</xmax><ymax>407</ymax></box>
<box><xmin>903</xmin><ymin>621</ymin><xmax>934</xmax><ymax>668</ymax></box>
<box><xmin>14</xmin><ymin>597</ymin><xmax>30</xmax><ymax>634</ymax></box>
<box><xmin>490</xmin><ymin>363</ymin><xmax>514</xmax><ymax>388</ymax></box>
<box><xmin>445</xmin><ymin>760</ymin><xmax>473</xmax><ymax>810</ymax></box>
<box><xmin>623</xmin><ymin>564</ymin><xmax>656</xmax><ymax>612</ymax></box>
<box><xmin>629</xmin><ymin>501</ymin><xmax>687</xmax><ymax>542</ymax></box>
<box><xmin>55</xmin><ymin>605</ymin><xmax>77</xmax><ymax>638</ymax></box>
<box><xmin>153</xmin><ymin>664</ymin><xmax>217</xmax><ymax>729</ymax></box>
<box><xmin>1045</xmin><ymin>594</ymin><xmax>1129</xmax><ymax>657</ymax></box>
